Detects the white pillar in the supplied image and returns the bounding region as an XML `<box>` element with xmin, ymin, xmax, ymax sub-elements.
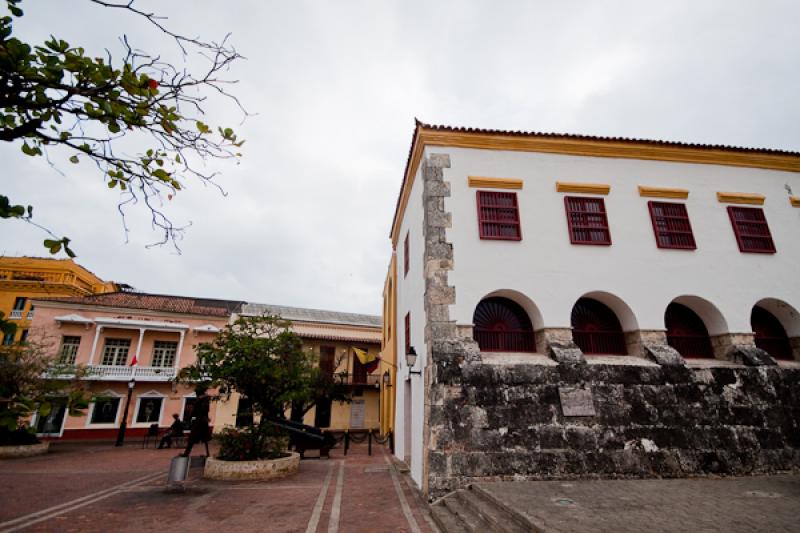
<box><xmin>88</xmin><ymin>325</ymin><xmax>103</xmax><ymax>365</ymax></box>
<box><xmin>174</xmin><ymin>330</ymin><xmax>186</xmax><ymax>369</ymax></box>
<box><xmin>134</xmin><ymin>327</ymin><xmax>146</xmax><ymax>365</ymax></box>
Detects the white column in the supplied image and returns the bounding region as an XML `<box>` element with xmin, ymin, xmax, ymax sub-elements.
<box><xmin>133</xmin><ymin>327</ymin><xmax>146</xmax><ymax>366</ymax></box>
<box><xmin>174</xmin><ymin>330</ymin><xmax>186</xmax><ymax>369</ymax></box>
<box><xmin>88</xmin><ymin>325</ymin><xmax>103</xmax><ymax>365</ymax></box>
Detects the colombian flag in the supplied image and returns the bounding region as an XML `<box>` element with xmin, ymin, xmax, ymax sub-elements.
<box><xmin>353</xmin><ymin>347</ymin><xmax>379</xmax><ymax>373</ymax></box>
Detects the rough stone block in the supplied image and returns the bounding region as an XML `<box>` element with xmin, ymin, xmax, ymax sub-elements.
<box><xmin>644</xmin><ymin>343</ymin><xmax>685</xmax><ymax>366</ymax></box>
<box><xmin>730</xmin><ymin>346</ymin><xmax>777</xmax><ymax>366</ymax></box>
<box><xmin>548</xmin><ymin>342</ymin><xmax>585</xmax><ymax>364</ymax></box>
<box><xmin>427</xmin><ymin>153</ymin><xmax>451</xmax><ymax>168</ymax></box>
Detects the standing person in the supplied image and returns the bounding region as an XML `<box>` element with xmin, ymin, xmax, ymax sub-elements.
<box><xmin>181</xmin><ymin>385</ymin><xmax>211</xmax><ymax>457</ymax></box>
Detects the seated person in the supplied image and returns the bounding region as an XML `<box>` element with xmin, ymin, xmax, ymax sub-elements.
<box><xmin>158</xmin><ymin>414</ymin><xmax>185</xmax><ymax>449</ymax></box>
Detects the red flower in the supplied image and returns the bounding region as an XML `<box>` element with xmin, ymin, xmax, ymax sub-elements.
<box><xmin>148</xmin><ymin>79</ymin><xmax>159</xmax><ymax>90</ymax></box>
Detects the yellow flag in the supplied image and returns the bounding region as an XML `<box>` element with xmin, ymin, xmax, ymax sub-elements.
<box><xmin>353</xmin><ymin>347</ymin><xmax>376</xmax><ymax>366</ymax></box>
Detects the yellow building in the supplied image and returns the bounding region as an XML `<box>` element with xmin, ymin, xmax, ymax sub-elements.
<box><xmin>0</xmin><ymin>257</ymin><xmax>117</xmax><ymax>344</ymax></box>
<box><xmin>215</xmin><ymin>303</ymin><xmax>386</xmax><ymax>435</ymax></box>
<box><xmin>380</xmin><ymin>255</ymin><xmax>398</xmax><ymax>437</ymax></box>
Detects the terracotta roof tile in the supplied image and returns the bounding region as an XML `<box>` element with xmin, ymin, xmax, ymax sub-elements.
<box><xmin>35</xmin><ymin>292</ymin><xmax>244</xmax><ymax>317</ymax></box>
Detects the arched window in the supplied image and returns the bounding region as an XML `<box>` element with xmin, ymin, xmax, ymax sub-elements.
<box><xmin>571</xmin><ymin>298</ymin><xmax>626</xmax><ymax>355</ymax></box>
<box><xmin>665</xmin><ymin>303</ymin><xmax>714</xmax><ymax>358</ymax></box>
<box><xmin>752</xmin><ymin>306</ymin><xmax>792</xmax><ymax>360</ymax></box>
<box><xmin>473</xmin><ymin>297</ymin><xmax>535</xmax><ymax>352</ymax></box>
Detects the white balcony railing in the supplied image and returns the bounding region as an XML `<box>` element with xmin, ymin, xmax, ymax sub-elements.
<box><xmin>43</xmin><ymin>365</ymin><xmax>178</xmax><ymax>382</ymax></box>
<box><xmin>27</xmin><ymin>308</ymin><xmax>35</xmax><ymax>319</ymax></box>
<box><xmin>86</xmin><ymin>365</ymin><xmax>177</xmax><ymax>381</ymax></box>
<box><xmin>9</xmin><ymin>309</ymin><xmax>23</xmax><ymax>319</ymax></box>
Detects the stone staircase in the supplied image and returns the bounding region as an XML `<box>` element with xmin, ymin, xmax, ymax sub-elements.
<box><xmin>430</xmin><ymin>484</ymin><xmax>539</xmax><ymax>532</ymax></box>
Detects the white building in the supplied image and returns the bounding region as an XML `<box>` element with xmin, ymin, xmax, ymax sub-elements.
<box><xmin>384</xmin><ymin>121</ymin><xmax>800</xmax><ymax>496</ymax></box>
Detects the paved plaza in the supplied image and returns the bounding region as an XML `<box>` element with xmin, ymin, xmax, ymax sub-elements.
<box><xmin>2</xmin><ymin>441</ymin><xmax>799</xmax><ymax>532</ymax></box>
<box><xmin>0</xmin><ymin>441</ymin><xmax>435</xmax><ymax>533</ymax></box>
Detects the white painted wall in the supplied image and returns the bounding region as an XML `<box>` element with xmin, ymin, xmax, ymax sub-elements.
<box><xmin>441</xmin><ymin>147</ymin><xmax>800</xmax><ymax>337</ymax></box>
<box><xmin>392</xmin><ymin>160</ymin><xmax>428</xmax><ymax>486</ymax></box>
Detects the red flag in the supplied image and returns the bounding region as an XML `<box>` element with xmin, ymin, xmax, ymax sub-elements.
<box><xmin>130</xmin><ymin>353</ymin><xmax>138</xmax><ymax>366</ymax></box>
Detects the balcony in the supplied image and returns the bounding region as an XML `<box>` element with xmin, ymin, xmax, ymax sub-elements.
<box><xmin>9</xmin><ymin>309</ymin><xmax>23</xmax><ymax>320</ymax></box>
<box><xmin>329</xmin><ymin>373</ymin><xmax>380</xmax><ymax>387</ymax></box>
<box><xmin>47</xmin><ymin>365</ymin><xmax>177</xmax><ymax>382</ymax></box>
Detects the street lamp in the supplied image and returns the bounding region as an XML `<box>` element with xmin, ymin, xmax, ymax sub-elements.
<box><xmin>406</xmin><ymin>346</ymin><xmax>421</xmax><ymax>376</ymax></box>
<box><xmin>115</xmin><ymin>378</ymin><xmax>136</xmax><ymax>447</ymax></box>
<box><xmin>382</xmin><ymin>370</ymin><xmax>391</xmax><ymax>388</ymax></box>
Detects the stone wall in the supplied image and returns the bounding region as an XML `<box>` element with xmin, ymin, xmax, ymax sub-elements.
<box><xmin>426</xmin><ymin>340</ymin><xmax>800</xmax><ymax>499</ymax></box>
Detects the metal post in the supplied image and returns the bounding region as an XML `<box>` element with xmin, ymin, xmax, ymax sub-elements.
<box><xmin>344</xmin><ymin>430</ymin><xmax>349</xmax><ymax>456</ymax></box>
<box><xmin>115</xmin><ymin>379</ymin><xmax>135</xmax><ymax>447</ymax></box>
<box><xmin>368</xmin><ymin>429</ymin><xmax>372</xmax><ymax>456</ymax></box>
<box><xmin>389</xmin><ymin>431</ymin><xmax>394</xmax><ymax>454</ymax></box>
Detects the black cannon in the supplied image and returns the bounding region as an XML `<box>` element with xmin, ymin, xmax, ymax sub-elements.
<box><xmin>268</xmin><ymin>419</ymin><xmax>335</xmax><ymax>459</ymax></box>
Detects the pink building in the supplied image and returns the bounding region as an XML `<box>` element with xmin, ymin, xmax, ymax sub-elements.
<box><xmin>28</xmin><ymin>292</ymin><xmax>243</xmax><ymax>440</ymax></box>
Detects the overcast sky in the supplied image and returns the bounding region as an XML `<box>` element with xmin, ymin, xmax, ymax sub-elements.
<box><xmin>2</xmin><ymin>1</ymin><xmax>799</xmax><ymax>316</ymax></box>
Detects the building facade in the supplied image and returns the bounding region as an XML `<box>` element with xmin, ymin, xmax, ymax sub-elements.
<box><xmin>29</xmin><ymin>292</ymin><xmax>243</xmax><ymax>440</ymax></box>
<box><xmin>386</xmin><ymin>121</ymin><xmax>800</xmax><ymax>497</ymax></box>
<box><xmin>214</xmin><ymin>303</ymin><xmax>388</xmax><ymax>434</ymax></box>
<box><xmin>0</xmin><ymin>257</ymin><xmax>117</xmax><ymax>344</ymax></box>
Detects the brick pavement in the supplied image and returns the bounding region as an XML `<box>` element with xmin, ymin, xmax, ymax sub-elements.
<box><xmin>0</xmin><ymin>440</ymin><xmax>436</xmax><ymax>533</ymax></box>
<box><xmin>478</xmin><ymin>475</ymin><xmax>800</xmax><ymax>533</ymax></box>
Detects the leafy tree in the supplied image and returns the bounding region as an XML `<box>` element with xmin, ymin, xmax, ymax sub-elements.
<box><xmin>0</xmin><ymin>335</ymin><xmax>90</xmax><ymax>445</ymax></box>
<box><xmin>1</xmin><ymin>0</ymin><xmax>245</xmax><ymax>255</ymax></box>
<box><xmin>180</xmin><ymin>315</ymin><xmax>352</xmax><ymax>459</ymax></box>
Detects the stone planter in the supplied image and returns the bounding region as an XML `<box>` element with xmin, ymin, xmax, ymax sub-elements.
<box><xmin>203</xmin><ymin>452</ymin><xmax>300</xmax><ymax>481</ymax></box>
<box><xmin>0</xmin><ymin>441</ymin><xmax>50</xmax><ymax>458</ymax></box>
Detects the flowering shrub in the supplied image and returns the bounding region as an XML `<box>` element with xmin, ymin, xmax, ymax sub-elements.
<box><xmin>216</xmin><ymin>425</ymin><xmax>288</xmax><ymax>461</ymax></box>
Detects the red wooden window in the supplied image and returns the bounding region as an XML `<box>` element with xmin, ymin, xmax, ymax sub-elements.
<box><xmin>564</xmin><ymin>197</ymin><xmax>611</xmax><ymax>245</ymax></box>
<box><xmin>665</xmin><ymin>303</ymin><xmax>714</xmax><ymax>358</ymax></box>
<box><xmin>403</xmin><ymin>231</ymin><xmax>410</xmax><ymax>277</ymax></box>
<box><xmin>727</xmin><ymin>206</ymin><xmax>776</xmax><ymax>254</ymax></box>
<box><xmin>648</xmin><ymin>201</ymin><xmax>696</xmax><ymax>250</ymax></box>
<box><xmin>751</xmin><ymin>306</ymin><xmax>792</xmax><ymax>360</ymax></box>
<box><xmin>472</xmin><ymin>297</ymin><xmax>536</xmax><ymax>352</ymax></box>
<box><xmin>404</xmin><ymin>312</ymin><xmax>410</xmax><ymax>355</ymax></box>
<box><xmin>571</xmin><ymin>298</ymin><xmax>626</xmax><ymax>355</ymax></box>
<box><xmin>476</xmin><ymin>191</ymin><xmax>522</xmax><ymax>240</ymax></box>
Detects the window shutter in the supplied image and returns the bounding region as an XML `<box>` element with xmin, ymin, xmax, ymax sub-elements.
<box><xmin>564</xmin><ymin>197</ymin><xmax>611</xmax><ymax>245</ymax></box>
<box><xmin>648</xmin><ymin>201</ymin><xmax>696</xmax><ymax>250</ymax></box>
<box><xmin>404</xmin><ymin>232</ymin><xmax>409</xmax><ymax>276</ymax></box>
<box><xmin>476</xmin><ymin>191</ymin><xmax>522</xmax><ymax>240</ymax></box>
<box><xmin>727</xmin><ymin>206</ymin><xmax>776</xmax><ymax>253</ymax></box>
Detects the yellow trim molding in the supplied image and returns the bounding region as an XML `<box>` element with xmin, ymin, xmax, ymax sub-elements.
<box><xmin>389</xmin><ymin>124</ymin><xmax>800</xmax><ymax>245</ymax></box>
<box><xmin>468</xmin><ymin>176</ymin><xmax>523</xmax><ymax>189</ymax></box>
<box><xmin>556</xmin><ymin>182</ymin><xmax>610</xmax><ymax>195</ymax></box>
<box><xmin>716</xmin><ymin>192</ymin><xmax>766</xmax><ymax>205</ymax></box>
<box><xmin>638</xmin><ymin>186</ymin><xmax>689</xmax><ymax>199</ymax></box>
<box><xmin>790</xmin><ymin>196</ymin><xmax>800</xmax><ymax>207</ymax></box>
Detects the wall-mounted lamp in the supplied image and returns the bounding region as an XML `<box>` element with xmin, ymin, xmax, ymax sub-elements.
<box><xmin>382</xmin><ymin>370</ymin><xmax>392</xmax><ymax>388</ymax></box>
<box><xmin>406</xmin><ymin>346</ymin><xmax>421</xmax><ymax>375</ymax></box>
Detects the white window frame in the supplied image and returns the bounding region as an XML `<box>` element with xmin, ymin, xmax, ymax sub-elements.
<box><xmin>180</xmin><ymin>393</ymin><xmax>197</xmax><ymax>424</ymax></box>
<box><xmin>151</xmin><ymin>340</ymin><xmax>178</xmax><ymax>367</ymax></box>
<box><xmin>100</xmin><ymin>338</ymin><xmax>131</xmax><ymax>366</ymax></box>
<box><xmin>59</xmin><ymin>336</ymin><xmax>82</xmax><ymax>364</ymax></box>
<box><xmin>86</xmin><ymin>390</ymin><xmax>123</xmax><ymax>428</ymax></box>
<box><xmin>32</xmin><ymin>397</ymin><xmax>69</xmax><ymax>438</ymax></box>
<box><xmin>132</xmin><ymin>390</ymin><xmax>166</xmax><ymax>428</ymax></box>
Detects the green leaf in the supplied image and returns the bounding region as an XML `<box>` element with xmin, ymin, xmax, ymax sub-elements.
<box><xmin>69</xmin><ymin>155</ymin><xmax>79</xmax><ymax>164</ymax></box>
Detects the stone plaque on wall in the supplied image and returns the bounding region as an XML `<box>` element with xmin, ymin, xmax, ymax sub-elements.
<box><xmin>559</xmin><ymin>386</ymin><xmax>596</xmax><ymax>417</ymax></box>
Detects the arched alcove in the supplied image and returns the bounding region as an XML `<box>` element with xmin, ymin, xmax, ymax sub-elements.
<box><xmin>670</xmin><ymin>295</ymin><xmax>729</xmax><ymax>336</ymax></box>
<box><xmin>580</xmin><ymin>290</ymin><xmax>639</xmax><ymax>332</ymax></box>
<box><xmin>751</xmin><ymin>305</ymin><xmax>792</xmax><ymax>360</ymax></box>
<box><xmin>665</xmin><ymin>302</ymin><xmax>714</xmax><ymax>358</ymax></box>
<box><xmin>473</xmin><ymin>297</ymin><xmax>536</xmax><ymax>352</ymax></box>
<box><xmin>571</xmin><ymin>297</ymin><xmax>627</xmax><ymax>355</ymax></box>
